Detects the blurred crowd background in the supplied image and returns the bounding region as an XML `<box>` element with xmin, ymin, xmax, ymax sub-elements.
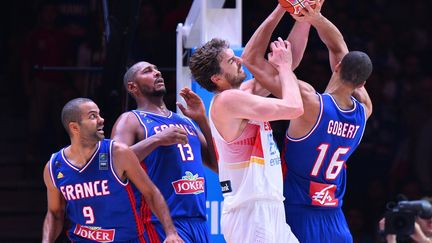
<box><xmin>0</xmin><ymin>0</ymin><xmax>431</xmax><ymax>242</ymax></box>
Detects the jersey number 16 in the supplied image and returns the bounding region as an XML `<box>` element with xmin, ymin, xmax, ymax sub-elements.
<box><xmin>310</xmin><ymin>144</ymin><xmax>350</xmax><ymax>180</ymax></box>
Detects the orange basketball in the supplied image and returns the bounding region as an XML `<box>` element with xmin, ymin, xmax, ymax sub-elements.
<box><xmin>278</xmin><ymin>0</ymin><xmax>316</xmax><ymax>15</ymax></box>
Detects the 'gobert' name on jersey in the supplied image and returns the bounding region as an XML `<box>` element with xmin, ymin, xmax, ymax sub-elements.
<box><xmin>327</xmin><ymin>120</ymin><xmax>360</xmax><ymax>139</ymax></box>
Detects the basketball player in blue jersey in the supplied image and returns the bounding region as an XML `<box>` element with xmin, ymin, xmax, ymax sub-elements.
<box><xmin>111</xmin><ymin>62</ymin><xmax>218</xmax><ymax>243</ymax></box>
<box><xmin>42</xmin><ymin>98</ymin><xmax>183</xmax><ymax>243</ymax></box>
<box><xmin>244</xmin><ymin>1</ymin><xmax>373</xmax><ymax>242</ymax></box>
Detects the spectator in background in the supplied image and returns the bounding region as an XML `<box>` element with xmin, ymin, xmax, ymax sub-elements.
<box><xmin>21</xmin><ymin>2</ymin><xmax>75</xmax><ymax>162</ymax></box>
<box><xmin>131</xmin><ymin>3</ymin><xmax>163</xmax><ymax>66</ymax></box>
<box><xmin>379</xmin><ymin>197</ymin><xmax>432</xmax><ymax>243</ymax></box>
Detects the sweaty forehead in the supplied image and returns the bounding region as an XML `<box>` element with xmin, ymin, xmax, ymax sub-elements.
<box><xmin>135</xmin><ymin>62</ymin><xmax>154</xmax><ymax>71</ymax></box>
<box><xmin>220</xmin><ymin>48</ymin><xmax>235</xmax><ymax>60</ymax></box>
<box><xmin>80</xmin><ymin>102</ymin><xmax>99</xmax><ymax>114</ymax></box>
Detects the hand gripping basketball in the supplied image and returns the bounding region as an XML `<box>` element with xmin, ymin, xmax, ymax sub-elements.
<box><xmin>278</xmin><ymin>0</ymin><xmax>317</xmax><ymax>15</ymax></box>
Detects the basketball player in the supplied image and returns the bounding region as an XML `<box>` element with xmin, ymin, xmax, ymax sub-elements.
<box><xmin>244</xmin><ymin>2</ymin><xmax>373</xmax><ymax>242</ymax></box>
<box><xmin>188</xmin><ymin>4</ymin><xmax>308</xmax><ymax>241</ymax></box>
<box><xmin>111</xmin><ymin>62</ymin><xmax>218</xmax><ymax>242</ymax></box>
<box><xmin>42</xmin><ymin>98</ymin><xmax>183</xmax><ymax>243</ymax></box>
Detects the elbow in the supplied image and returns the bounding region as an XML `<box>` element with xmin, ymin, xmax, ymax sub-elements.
<box><xmin>48</xmin><ymin>208</ymin><xmax>65</xmax><ymax>221</ymax></box>
<box><xmin>291</xmin><ymin>105</ymin><xmax>304</xmax><ymax>119</ymax></box>
<box><xmin>331</xmin><ymin>42</ymin><xmax>349</xmax><ymax>56</ymax></box>
<box><xmin>241</xmin><ymin>52</ymin><xmax>258</xmax><ymax>67</ymax></box>
<box><xmin>241</xmin><ymin>54</ymin><xmax>251</xmax><ymax>67</ymax></box>
<box><xmin>288</xmin><ymin>98</ymin><xmax>305</xmax><ymax>118</ymax></box>
<box><xmin>280</xmin><ymin>103</ymin><xmax>304</xmax><ymax>120</ymax></box>
<box><xmin>367</xmin><ymin>103</ymin><xmax>373</xmax><ymax>118</ymax></box>
<box><xmin>290</xmin><ymin>96</ymin><xmax>304</xmax><ymax>118</ymax></box>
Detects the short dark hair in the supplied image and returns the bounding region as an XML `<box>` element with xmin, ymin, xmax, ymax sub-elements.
<box><xmin>123</xmin><ymin>62</ymin><xmax>144</xmax><ymax>90</ymax></box>
<box><xmin>189</xmin><ymin>38</ymin><xmax>229</xmax><ymax>92</ymax></box>
<box><xmin>339</xmin><ymin>51</ymin><xmax>373</xmax><ymax>86</ymax></box>
<box><xmin>61</xmin><ymin>98</ymin><xmax>93</xmax><ymax>135</ymax></box>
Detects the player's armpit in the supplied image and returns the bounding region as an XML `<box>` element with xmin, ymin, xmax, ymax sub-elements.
<box><xmin>239</xmin><ymin>78</ymin><xmax>271</xmax><ymax>97</ymax></box>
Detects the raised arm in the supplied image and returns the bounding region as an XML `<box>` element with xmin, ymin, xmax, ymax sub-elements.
<box><xmin>241</xmin><ymin>5</ymin><xmax>286</xmax><ymax>95</ymax></box>
<box><xmin>42</xmin><ymin>163</ymin><xmax>65</xmax><ymax>243</ymax></box>
<box><xmin>242</xmin><ymin>4</ymin><xmax>312</xmax><ymax>98</ymax></box>
<box><xmin>215</xmin><ymin>39</ymin><xmax>303</xmax><ymax>123</ymax></box>
<box><xmin>294</xmin><ymin>1</ymin><xmax>348</xmax><ymax>71</ymax></box>
<box><xmin>297</xmin><ymin>4</ymin><xmax>372</xmax><ymax>117</ymax></box>
<box><xmin>111</xmin><ymin>112</ymin><xmax>188</xmax><ymax>161</ymax></box>
<box><xmin>177</xmin><ymin>87</ymin><xmax>218</xmax><ymax>173</ymax></box>
<box><xmin>288</xmin><ymin>20</ymin><xmax>312</xmax><ymax>71</ymax></box>
<box><xmin>113</xmin><ymin>143</ymin><xmax>183</xmax><ymax>243</ymax></box>
<box><xmin>352</xmin><ymin>86</ymin><xmax>372</xmax><ymax>119</ymax></box>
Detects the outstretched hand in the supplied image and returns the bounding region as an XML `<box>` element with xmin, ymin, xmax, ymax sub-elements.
<box><xmin>177</xmin><ymin>87</ymin><xmax>206</xmax><ymax>121</ymax></box>
<box><xmin>291</xmin><ymin>0</ymin><xmax>324</xmax><ymax>23</ymax></box>
<box><xmin>268</xmin><ymin>37</ymin><xmax>293</xmax><ymax>70</ymax></box>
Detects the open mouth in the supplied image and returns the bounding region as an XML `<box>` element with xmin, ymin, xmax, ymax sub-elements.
<box><xmin>238</xmin><ymin>66</ymin><xmax>244</xmax><ymax>74</ymax></box>
<box><xmin>155</xmin><ymin>78</ymin><xmax>164</xmax><ymax>84</ymax></box>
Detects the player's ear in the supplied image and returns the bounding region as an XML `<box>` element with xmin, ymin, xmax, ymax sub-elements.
<box><xmin>69</xmin><ymin>122</ymin><xmax>79</xmax><ymax>135</ymax></box>
<box><xmin>334</xmin><ymin>62</ymin><xmax>342</xmax><ymax>73</ymax></box>
<box><xmin>127</xmin><ymin>81</ymin><xmax>137</xmax><ymax>93</ymax></box>
<box><xmin>210</xmin><ymin>74</ymin><xmax>222</xmax><ymax>86</ymax></box>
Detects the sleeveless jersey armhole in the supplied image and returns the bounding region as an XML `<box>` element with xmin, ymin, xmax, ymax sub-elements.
<box><xmin>286</xmin><ymin>92</ymin><xmax>323</xmax><ymax>142</ymax></box>
<box><xmin>48</xmin><ymin>153</ymin><xmax>58</xmax><ymax>188</ymax></box>
<box><xmin>109</xmin><ymin>140</ymin><xmax>129</xmax><ymax>186</ymax></box>
<box><xmin>131</xmin><ymin>110</ymin><xmax>148</xmax><ymax>140</ymax></box>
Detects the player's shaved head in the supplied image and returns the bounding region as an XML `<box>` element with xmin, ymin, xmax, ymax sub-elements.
<box><xmin>340</xmin><ymin>51</ymin><xmax>373</xmax><ymax>86</ymax></box>
<box><xmin>61</xmin><ymin>98</ymin><xmax>94</xmax><ymax>135</ymax></box>
<box><xmin>123</xmin><ymin>62</ymin><xmax>152</xmax><ymax>89</ymax></box>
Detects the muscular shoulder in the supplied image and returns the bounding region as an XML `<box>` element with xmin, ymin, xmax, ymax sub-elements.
<box><xmin>112</xmin><ymin>141</ymin><xmax>130</xmax><ymax>153</ymax></box>
<box><xmin>116</xmin><ymin>111</ymin><xmax>140</xmax><ymax>126</ymax></box>
<box><xmin>293</xmin><ymin>80</ymin><xmax>320</xmax><ymax>123</ymax></box>
<box><xmin>111</xmin><ymin>111</ymin><xmax>141</xmax><ymax>142</ymax></box>
<box><xmin>111</xmin><ymin>142</ymin><xmax>134</xmax><ymax>178</ymax></box>
<box><xmin>213</xmin><ymin>89</ymin><xmax>250</xmax><ymax>116</ymax></box>
<box><xmin>112</xmin><ymin>142</ymin><xmax>135</xmax><ymax>165</ymax></box>
<box><xmin>299</xmin><ymin>80</ymin><xmax>320</xmax><ymax>107</ymax></box>
<box><xmin>216</xmin><ymin>89</ymin><xmax>248</xmax><ymax>104</ymax></box>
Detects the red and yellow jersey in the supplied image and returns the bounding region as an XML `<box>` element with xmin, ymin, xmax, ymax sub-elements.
<box><xmin>209</xmin><ymin>101</ymin><xmax>284</xmax><ymax>213</ymax></box>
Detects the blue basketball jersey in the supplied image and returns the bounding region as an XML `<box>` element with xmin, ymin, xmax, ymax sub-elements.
<box><xmin>131</xmin><ymin>110</ymin><xmax>206</xmax><ymax>223</ymax></box>
<box><xmin>48</xmin><ymin>139</ymin><xmax>145</xmax><ymax>242</ymax></box>
<box><xmin>283</xmin><ymin>93</ymin><xmax>366</xmax><ymax>209</ymax></box>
